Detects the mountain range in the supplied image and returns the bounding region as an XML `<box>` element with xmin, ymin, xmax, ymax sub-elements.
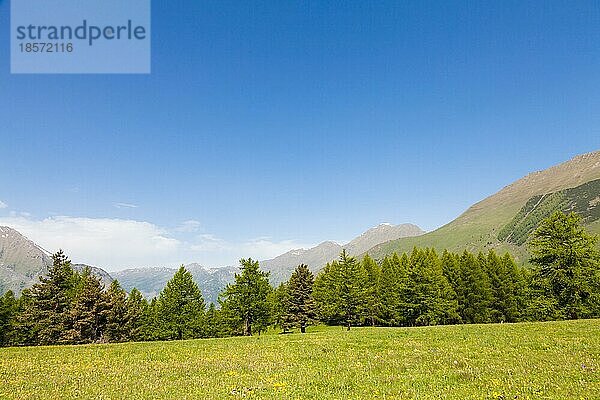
<box><xmin>0</xmin><ymin>222</ymin><xmax>424</xmax><ymax>304</ymax></box>
<box><xmin>2</xmin><ymin>149</ymin><xmax>600</xmax><ymax>303</ymax></box>
<box><xmin>112</xmin><ymin>222</ymin><xmax>423</xmax><ymax>303</ymax></box>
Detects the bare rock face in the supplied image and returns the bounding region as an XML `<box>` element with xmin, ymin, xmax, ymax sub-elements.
<box><xmin>0</xmin><ymin>226</ymin><xmax>52</xmax><ymax>293</ymax></box>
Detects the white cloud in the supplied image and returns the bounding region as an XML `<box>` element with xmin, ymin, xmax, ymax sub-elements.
<box><xmin>188</xmin><ymin>235</ymin><xmax>311</xmax><ymax>263</ymax></box>
<box><xmin>175</xmin><ymin>220</ymin><xmax>202</xmax><ymax>233</ymax></box>
<box><xmin>0</xmin><ymin>215</ymin><xmax>180</xmax><ymax>270</ymax></box>
<box><xmin>0</xmin><ymin>215</ymin><xmax>311</xmax><ymax>271</ymax></box>
<box><xmin>0</xmin><ymin>200</ymin><xmax>7</xmax><ymax>209</ymax></box>
<box><xmin>239</xmin><ymin>237</ymin><xmax>309</xmax><ymax>260</ymax></box>
<box><xmin>114</xmin><ymin>202</ymin><xmax>139</xmax><ymax>209</ymax></box>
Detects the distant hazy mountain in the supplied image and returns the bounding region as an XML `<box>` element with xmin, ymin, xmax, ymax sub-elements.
<box><xmin>0</xmin><ymin>226</ymin><xmax>114</xmax><ymax>294</ymax></box>
<box><xmin>260</xmin><ymin>223</ymin><xmax>424</xmax><ymax>285</ymax></box>
<box><xmin>114</xmin><ymin>264</ymin><xmax>237</xmax><ymax>305</ymax></box>
<box><xmin>112</xmin><ymin>223</ymin><xmax>424</xmax><ymax>302</ymax></box>
<box><xmin>368</xmin><ymin>150</ymin><xmax>600</xmax><ymax>262</ymax></box>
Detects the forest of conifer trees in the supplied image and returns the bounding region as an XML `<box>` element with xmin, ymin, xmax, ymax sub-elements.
<box><xmin>0</xmin><ymin>211</ymin><xmax>599</xmax><ymax>347</ymax></box>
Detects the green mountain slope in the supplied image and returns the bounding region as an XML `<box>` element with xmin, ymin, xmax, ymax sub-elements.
<box><xmin>367</xmin><ymin>150</ymin><xmax>600</xmax><ymax>262</ymax></box>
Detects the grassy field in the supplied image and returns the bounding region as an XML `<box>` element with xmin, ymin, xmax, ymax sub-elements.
<box><xmin>1</xmin><ymin>320</ymin><xmax>599</xmax><ymax>399</ymax></box>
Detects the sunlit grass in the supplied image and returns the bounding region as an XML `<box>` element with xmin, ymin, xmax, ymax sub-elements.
<box><xmin>1</xmin><ymin>320</ymin><xmax>599</xmax><ymax>399</ymax></box>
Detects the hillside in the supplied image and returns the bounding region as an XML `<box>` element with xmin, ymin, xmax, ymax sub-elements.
<box><xmin>367</xmin><ymin>150</ymin><xmax>600</xmax><ymax>262</ymax></box>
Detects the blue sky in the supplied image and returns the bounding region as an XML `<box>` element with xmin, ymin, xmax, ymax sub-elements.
<box><xmin>0</xmin><ymin>1</ymin><xmax>599</xmax><ymax>270</ymax></box>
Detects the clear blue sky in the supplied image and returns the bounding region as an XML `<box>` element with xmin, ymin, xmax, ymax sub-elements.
<box><xmin>0</xmin><ymin>1</ymin><xmax>599</xmax><ymax>269</ymax></box>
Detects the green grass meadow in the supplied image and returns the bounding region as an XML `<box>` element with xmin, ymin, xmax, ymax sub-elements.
<box><xmin>1</xmin><ymin>320</ymin><xmax>599</xmax><ymax>399</ymax></box>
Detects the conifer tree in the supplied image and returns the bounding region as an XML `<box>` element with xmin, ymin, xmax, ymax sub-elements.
<box><xmin>457</xmin><ymin>251</ymin><xmax>493</xmax><ymax>324</ymax></box>
<box><xmin>529</xmin><ymin>211</ymin><xmax>600</xmax><ymax>319</ymax></box>
<box><xmin>124</xmin><ymin>288</ymin><xmax>147</xmax><ymax>341</ymax></box>
<box><xmin>441</xmin><ymin>250</ymin><xmax>462</xmax><ymax>299</ymax></box>
<box><xmin>313</xmin><ymin>261</ymin><xmax>343</xmax><ymax>325</ymax></box>
<box><xmin>360</xmin><ymin>256</ymin><xmax>380</xmax><ymax>327</ymax></box>
<box><xmin>406</xmin><ymin>248</ymin><xmax>459</xmax><ymax>326</ymax></box>
<box><xmin>287</xmin><ymin>264</ymin><xmax>316</xmax><ymax>333</ymax></box>
<box><xmin>0</xmin><ymin>291</ymin><xmax>16</xmax><ymax>346</ymax></box>
<box><xmin>204</xmin><ymin>302</ymin><xmax>223</xmax><ymax>338</ymax></box>
<box><xmin>270</xmin><ymin>282</ymin><xmax>293</xmax><ymax>333</ymax></box>
<box><xmin>65</xmin><ymin>267</ymin><xmax>109</xmax><ymax>344</ymax></box>
<box><xmin>17</xmin><ymin>250</ymin><xmax>77</xmax><ymax>345</ymax></box>
<box><xmin>484</xmin><ymin>250</ymin><xmax>526</xmax><ymax>323</ymax></box>
<box><xmin>104</xmin><ymin>280</ymin><xmax>129</xmax><ymax>342</ymax></box>
<box><xmin>143</xmin><ymin>297</ymin><xmax>161</xmax><ymax>340</ymax></box>
<box><xmin>219</xmin><ymin>258</ymin><xmax>271</xmax><ymax>336</ymax></box>
<box><xmin>156</xmin><ymin>266</ymin><xmax>206</xmax><ymax>340</ymax></box>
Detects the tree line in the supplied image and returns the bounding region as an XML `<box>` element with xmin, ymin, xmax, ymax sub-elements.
<box><xmin>0</xmin><ymin>211</ymin><xmax>599</xmax><ymax>347</ymax></box>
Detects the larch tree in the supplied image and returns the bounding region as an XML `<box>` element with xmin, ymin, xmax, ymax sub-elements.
<box><xmin>156</xmin><ymin>266</ymin><xmax>206</xmax><ymax>340</ymax></box>
<box><xmin>529</xmin><ymin>211</ymin><xmax>600</xmax><ymax>319</ymax></box>
<box><xmin>219</xmin><ymin>258</ymin><xmax>272</xmax><ymax>336</ymax></box>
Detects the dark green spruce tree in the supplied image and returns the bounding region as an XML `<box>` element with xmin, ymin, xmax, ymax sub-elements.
<box><xmin>64</xmin><ymin>267</ymin><xmax>109</xmax><ymax>344</ymax></box>
<box><xmin>286</xmin><ymin>264</ymin><xmax>316</xmax><ymax>333</ymax></box>
<box><xmin>16</xmin><ymin>250</ymin><xmax>77</xmax><ymax>345</ymax></box>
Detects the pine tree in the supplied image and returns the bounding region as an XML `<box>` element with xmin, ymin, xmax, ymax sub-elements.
<box><xmin>441</xmin><ymin>250</ymin><xmax>462</xmax><ymax>299</ymax></box>
<box><xmin>64</xmin><ymin>267</ymin><xmax>109</xmax><ymax>344</ymax></box>
<box><xmin>17</xmin><ymin>250</ymin><xmax>77</xmax><ymax>345</ymax></box>
<box><xmin>143</xmin><ymin>297</ymin><xmax>161</xmax><ymax>340</ymax></box>
<box><xmin>529</xmin><ymin>211</ymin><xmax>600</xmax><ymax>319</ymax></box>
<box><xmin>219</xmin><ymin>258</ymin><xmax>271</xmax><ymax>336</ymax></box>
<box><xmin>105</xmin><ymin>280</ymin><xmax>129</xmax><ymax>342</ymax></box>
<box><xmin>156</xmin><ymin>266</ymin><xmax>206</xmax><ymax>340</ymax></box>
<box><xmin>502</xmin><ymin>252</ymin><xmax>529</xmax><ymax>322</ymax></box>
<box><xmin>287</xmin><ymin>264</ymin><xmax>316</xmax><ymax>333</ymax></box>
